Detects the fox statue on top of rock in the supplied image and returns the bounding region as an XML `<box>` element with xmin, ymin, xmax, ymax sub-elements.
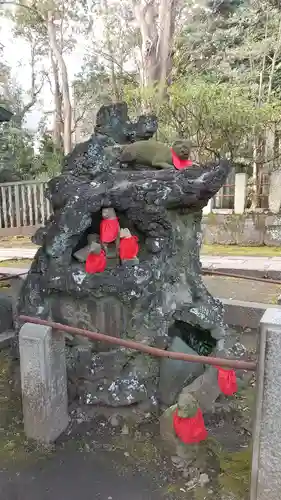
<box><xmin>73</xmin><ymin>135</ymin><xmax>195</xmax><ymax>272</ymax></box>
<box><xmin>67</xmin><ymin>104</ymin><xmax>197</xmax><ymax>274</ymax></box>
<box><xmin>105</xmin><ymin>138</ymin><xmax>195</xmax><ymax>171</ymax></box>
<box><xmin>17</xmin><ymin>102</ymin><xmax>246</xmax><ymax>414</ymax></box>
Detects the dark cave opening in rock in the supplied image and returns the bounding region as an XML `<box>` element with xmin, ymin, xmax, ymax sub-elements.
<box><xmin>168</xmin><ymin>320</ymin><xmax>217</xmax><ymax>356</ymax></box>
<box><xmin>158</xmin><ymin>320</ymin><xmax>218</xmax><ymax>406</ymax></box>
<box><xmin>73</xmin><ymin>211</ymin><xmax>103</xmax><ymax>254</ymax></box>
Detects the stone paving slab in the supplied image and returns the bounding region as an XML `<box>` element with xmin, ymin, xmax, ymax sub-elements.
<box><xmin>0</xmin><ymin>248</ymin><xmax>37</xmax><ymax>259</ymax></box>
<box><xmin>0</xmin><ymin>247</ymin><xmax>281</xmax><ymax>280</ymax></box>
<box><xmin>0</xmin><ymin>267</ymin><xmax>29</xmax><ymax>276</ymax></box>
<box><xmin>204</xmin><ymin>275</ymin><xmax>280</xmax><ymax>304</ymax></box>
<box><xmin>201</xmin><ymin>256</ymin><xmax>281</xmax><ymax>272</ymax></box>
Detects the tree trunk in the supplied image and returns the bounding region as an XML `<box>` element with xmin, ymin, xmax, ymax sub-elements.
<box><xmin>102</xmin><ymin>0</ymin><xmax>119</xmax><ymax>101</ymax></box>
<box><xmin>47</xmin><ymin>12</ymin><xmax>72</xmax><ymax>155</ymax></box>
<box><xmin>251</xmin><ymin>136</ymin><xmax>259</xmax><ymax>210</ymax></box>
<box><xmin>157</xmin><ymin>0</ymin><xmax>176</xmax><ymax>96</ymax></box>
<box><xmin>133</xmin><ymin>0</ymin><xmax>177</xmax><ymax>96</ymax></box>
<box><xmin>264</xmin><ymin>126</ymin><xmax>275</xmax><ymax>170</ymax></box>
<box><xmin>50</xmin><ymin>51</ymin><xmax>63</xmax><ymax>150</ymax></box>
<box><xmin>264</xmin><ymin>18</ymin><xmax>281</xmax><ymax>176</ymax></box>
<box><xmin>267</xmin><ymin>18</ymin><xmax>281</xmax><ymax>100</ymax></box>
<box><xmin>134</xmin><ymin>0</ymin><xmax>158</xmax><ymax>89</ymax></box>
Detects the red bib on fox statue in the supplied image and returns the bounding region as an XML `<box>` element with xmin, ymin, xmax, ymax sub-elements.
<box><xmin>100</xmin><ymin>207</ymin><xmax>120</xmax><ymax>244</ymax></box>
<box><xmin>171</xmin><ymin>149</ymin><xmax>193</xmax><ymax>170</ymax></box>
<box><xmin>85</xmin><ymin>249</ymin><xmax>106</xmax><ymax>273</ymax></box>
<box><xmin>100</xmin><ymin>219</ymin><xmax>119</xmax><ymax>243</ymax></box>
<box><xmin>216</xmin><ymin>367</ymin><xmax>238</xmax><ymax>396</ymax></box>
<box><xmin>119</xmin><ymin>234</ymin><xmax>139</xmax><ymax>260</ymax></box>
<box><xmin>173</xmin><ymin>408</ymin><xmax>208</xmax><ymax>444</ymax></box>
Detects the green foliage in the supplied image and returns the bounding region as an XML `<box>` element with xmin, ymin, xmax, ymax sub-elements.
<box><xmin>208</xmin><ymin>0</ymin><xmax>244</xmax><ymax>15</ymax></box>
<box><xmin>0</xmin><ymin>126</ymin><xmax>62</xmax><ymax>182</ymax></box>
<box><xmin>0</xmin><ymin>122</ymin><xmax>35</xmax><ymax>181</ymax></box>
<box><xmin>208</xmin><ymin>438</ymin><xmax>251</xmax><ymax>498</ymax></box>
<box><xmin>70</xmin><ymin>0</ymin><xmax>281</xmax><ymax>169</ymax></box>
<box><xmin>218</xmin><ymin>447</ymin><xmax>251</xmax><ymax>497</ymax></box>
<box><xmin>0</xmin><ymin>20</ymin><xmax>62</xmax><ymax>180</ymax></box>
<box><xmin>162</xmin><ymin>81</ymin><xmax>257</xmax><ymax>155</ymax></box>
<box><xmin>123</xmin><ymin>79</ymin><xmax>281</xmax><ymax>161</ymax></box>
<box><xmin>175</xmin><ymin>0</ymin><xmax>281</xmax><ymax>99</ymax></box>
<box><xmin>34</xmin><ymin>133</ymin><xmax>62</xmax><ymax>179</ymax></box>
<box><xmin>122</xmin><ymin>84</ymin><xmax>161</xmax><ymax>117</ymax></box>
<box><xmin>73</xmin><ymin>63</ymin><xmax>138</xmax><ymax>139</ymax></box>
<box><xmin>2</xmin><ymin>0</ymin><xmax>281</xmax><ymax>183</ymax></box>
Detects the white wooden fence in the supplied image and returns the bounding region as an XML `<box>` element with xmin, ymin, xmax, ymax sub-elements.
<box><xmin>0</xmin><ymin>180</ymin><xmax>52</xmax><ymax>236</ymax></box>
<box><xmin>0</xmin><ymin>173</ymin><xmax>271</xmax><ymax>236</ymax></box>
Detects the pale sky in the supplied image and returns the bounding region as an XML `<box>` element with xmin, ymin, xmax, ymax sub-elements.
<box><xmin>1</xmin><ymin>17</ymin><xmax>87</xmax><ymax>130</ymax></box>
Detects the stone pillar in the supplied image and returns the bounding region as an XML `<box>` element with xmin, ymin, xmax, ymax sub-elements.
<box><xmin>251</xmin><ymin>308</ymin><xmax>281</xmax><ymax>500</ymax></box>
<box><xmin>269</xmin><ymin>169</ymin><xmax>281</xmax><ymax>213</ymax></box>
<box><xmin>19</xmin><ymin>322</ymin><xmax>69</xmax><ymax>443</ymax></box>
<box><xmin>202</xmin><ymin>198</ymin><xmax>214</xmax><ymax>215</ymax></box>
<box><xmin>234</xmin><ymin>173</ymin><xmax>248</xmax><ymax>214</ymax></box>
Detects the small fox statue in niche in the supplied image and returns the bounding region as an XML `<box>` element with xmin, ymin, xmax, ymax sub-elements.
<box><xmin>105</xmin><ymin>139</ymin><xmax>196</xmax><ymax>170</ymax></box>
<box><xmin>73</xmin><ymin>234</ymin><xmax>99</xmax><ymax>263</ymax></box>
<box><xmin>85</xmin><ymin>241</ymin><xmax>107</xmax><ymax>274</ymax></box>
<box><xmin>119</xmin><ymin>228</ymin><xmax>139</xmax><ymax>267</ymax></box>
<box><xmin>100</xmin><ymin>208</ymin><xmax>120</xmax><ymax>244</ymax></box>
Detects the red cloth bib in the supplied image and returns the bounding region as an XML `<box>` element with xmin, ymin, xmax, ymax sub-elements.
<box><xmin>216</xmin><ymin>367</ymin><xmax>238</xmax><ymax>396</ymax></box>
<box><xmin>85</xmin><ymin>250</ymin><xmax>106</xmax><ymax>273</ymax></box>
<box><xmin>171</xmin><ymin>149</ymin><xmax>193</xmax><ymax>170</ymax></box>
<box><xmin>100</xmin><ymin>218</ymin><xmax>120</xmax><ymax>243</ymax></box>
<box><xmin>119</xmin><ymin>235</ymin><xmax>139</xmax><ymax>260</ymax></box>
<box><xmin>173</xmin><ymin>408</ymin><xmax>208</xmax><ymax>444</ymax></box>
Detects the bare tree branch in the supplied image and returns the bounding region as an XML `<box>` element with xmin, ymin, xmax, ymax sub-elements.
<box><xmin>92</xmin><ymin>49</ymin><xmax>136</xmax><ymax>83</ymax></box>
<box><xmin>71</xmin><ymin>107</ymin><xmax>88</xmax><ymax>134</ymax></box>
<box><xmin>19</xmin><ymin>78</ymin><xmax>44</xmax><ymax>118</ymax></box>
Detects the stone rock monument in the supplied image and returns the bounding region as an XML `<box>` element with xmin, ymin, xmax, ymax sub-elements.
<box><xmin>16</xmin><ymin>102</ymin><xmax>233</xmax><ymax>410</ymax></box>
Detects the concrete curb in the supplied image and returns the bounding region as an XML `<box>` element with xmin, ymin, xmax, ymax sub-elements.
<box><xmin>0</xmin><ymin>265</ymin><xmax>277</xmax><ymax>331</ymax></box>
<box><xmin>204</xmin><ymin>266</ymin><xmax>281</xmax><ymax>280</ymax></box>
<box><xmin>0</xmin><ymin>250</ymin><xmax>280</xmax><ymax>278</ymax></box>
<box><xmin>0</xmin><ymin>267</ymin><xmax>29</xmax><ymax>277</ymax></box>
<box><xmin>222</xmin><ymin>298</ymin><xmax>281</xmax><ymax>329</ymax></box>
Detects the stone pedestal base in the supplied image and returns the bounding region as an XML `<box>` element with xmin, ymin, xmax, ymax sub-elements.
<box><xmin>19</xmin><ymin>323</ymin><xmax>69</xmax><ymax>443</ymax></box>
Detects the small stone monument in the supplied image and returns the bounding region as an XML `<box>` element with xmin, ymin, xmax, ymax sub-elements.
<box><xmin>251</xmin><ymin>308</ymin><xmax>281</xmax><ymax>500</ymax></box>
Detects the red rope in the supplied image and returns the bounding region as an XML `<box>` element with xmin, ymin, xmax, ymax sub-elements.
<box><xmin>19</xmin><ymin>315</ymin><xmax>256</xmax><ymax>371</ymax></box>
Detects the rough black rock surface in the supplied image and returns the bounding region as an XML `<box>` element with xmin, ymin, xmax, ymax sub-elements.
<box><xmin>0</xmin><ymin>106</ymin><xmax>13</xmax><ymax>123</ymax></box>
<box><xmin>0</xmin><ymin>293</ymin><xmax>13</xmax><ymax>333</ymax></box>
<box><xmin>17</xmin><ymin>102</ymin><xmax>232</xmax><ymax>409</ymax></box>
